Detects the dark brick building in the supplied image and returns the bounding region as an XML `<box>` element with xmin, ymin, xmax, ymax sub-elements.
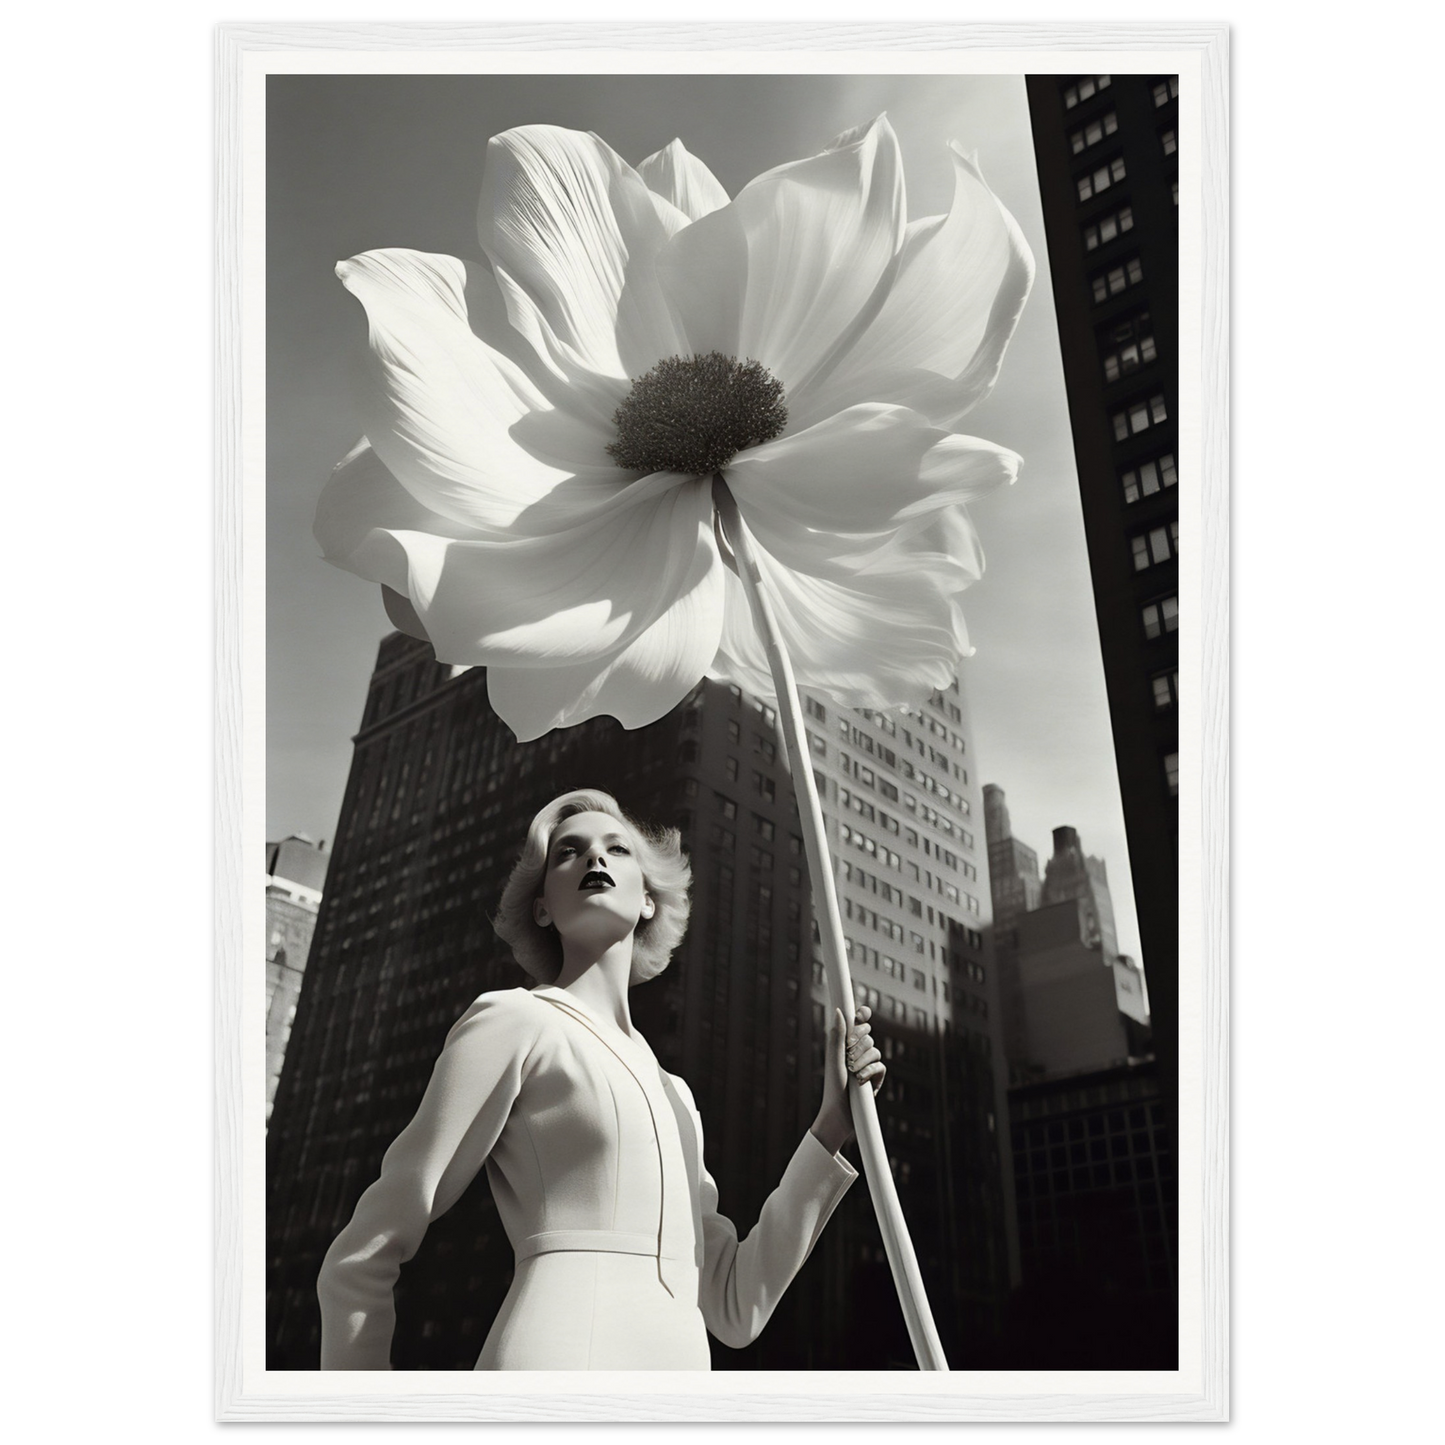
<box><xmin>1026</xmin><ymin>72</ymin><xmax>1180</xmax><ymax>1150</ymax></box>
<box><xmin>1001</xmin><ymin>1057</ymin><xmax>1177</xmax><ymax>1369</ymax></box>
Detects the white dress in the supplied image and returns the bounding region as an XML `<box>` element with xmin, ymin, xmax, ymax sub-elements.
<box><xmin>317</xmin><ymin>985</ymin><xmax>857</xmax><ymax>1369</ymax></box>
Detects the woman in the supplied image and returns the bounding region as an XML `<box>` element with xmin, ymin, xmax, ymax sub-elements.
<box><xmin>317</xmin><ymin>789</ymin><xmax>884</xmax><ymax>1370</ymax></box>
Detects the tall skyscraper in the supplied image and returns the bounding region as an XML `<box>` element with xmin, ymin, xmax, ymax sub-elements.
<box><xmin>1026</xmin><ymin>73</ymin><xmax>1180</xmax><ymax>1145</ymax></box>
<box><xmin>983</xmin><ymin>784</ymin><xmax>1041</xmax><ymax>1074</ymax></box>
<box><xmin>264</xmin><ymin>835</ymin><xmax>330</xmax><ymax>1120</ymax></box>
<box><xmin>266</xmin><ymin>634</ymin><xmax>1014</xmax><ymax>1370</ymax></box>
<box><xmin>1039</xmin><ymin>825</ymin><xmax>1150</xmax><ymax>1030</ymax></box>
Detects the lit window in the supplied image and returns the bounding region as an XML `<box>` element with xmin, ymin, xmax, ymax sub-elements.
<box><xmin>1084</xmin><ymin>203</ymin><xmax>1135</xmax><ymax>251</ymax></box>
<box><xmin>1076</xmin><ymin>155</ymin><xmax>1127</xmax><ymax>202</ymax></box>
<box><xmin>1063</xmin><ymin>74</ymin><xmax>1112</xmax><ymax>109</ymax></box>
<box><xmin>1091</xmin><ymin>255</ymin><xmax>1143</xmax><ymax>303</ymax></box>
<box><xmin>1112</xmin><ymin>393</ymin><xmax>1169</xmax><ymax>440</ymax></box>
<box><xmin>1130</xmin><ymin>522</ymin><xmax>1178</xmax><ymax>572</ymax></box>
<box><xmin>1153</xmin><ymin>76</ymin><xmax>1179</xmax><ymax>107</ymax></box>
<box><xmin>1164</xmin><ymin>752</ymin><xmax>1179</xmax><ymax>795</ymax></box>
<box><xmin>1142</xmin><ymin>596</ymin><xmax>1179</xmax><ymax>639</ymax></box>
<box><xmin>1161</xmin><ymin>128</ymin><xmax>1177</xmax><ymax>157</ymax></box>
<box><xmin>1152</xmin><ymin>670</ymin><xmax>1179</xmax><ymax>709</ymax></box>
<box><xmin>1069</xmin><ymin>111</ymin><xmax>1118</xmax><ymax>154</ymax></box>
<box><xmin>1121</xmin><ymin>453</ymin><xmax>1178</xmax><ymax>503</ymax></box>
<box><xmin>1101</xmin><ymin>309</ymin><xmax>1154</xmax><ymax>380</ymax></box>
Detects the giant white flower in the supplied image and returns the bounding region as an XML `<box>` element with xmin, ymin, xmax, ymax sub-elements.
<box><xmin>315</xmin><ymin>118</ymin><xmax>1034</xmax><ymax>741</ymax></box>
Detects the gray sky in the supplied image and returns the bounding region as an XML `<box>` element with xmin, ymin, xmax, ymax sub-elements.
<box><xmin>266</xmin><ymin>71</ymin><xmax>1144</xmax><ymax>970</ymax></box>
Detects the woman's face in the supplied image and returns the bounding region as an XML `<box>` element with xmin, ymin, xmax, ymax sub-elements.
<box><xmin>535</xmin><ymin>810</ymin><xmax>655</xmax><ymax>950</ymax></box>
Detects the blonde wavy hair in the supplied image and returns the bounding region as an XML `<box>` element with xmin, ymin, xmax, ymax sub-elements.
<box><xmin>493</xmin><ymin>789</ymin><xmax>692</xmax><ymax>987</ymax></box>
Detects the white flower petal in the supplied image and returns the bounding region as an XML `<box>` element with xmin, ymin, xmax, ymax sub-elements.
<box><xmin>657</xmin><ymin>116</ymin><xmax>906</xmax><ymax>397</ymax></box>
<box><xmin>336</xmin><ymin>249</ymin><xmax>617</xmax><ymax>535</ymax></box>
<box><xmin>476</xmin><ymin>126</ymin><xmax>686</xmax><ymax>380</ymax></box>
<box><xmin>795</xmin><ymin>145</ymin><xmax>1036</xmax><ymax>428</ymax></box>
<box><xmin>637</xmin><ymin>138</ymin><xmax>731</xmax><ymax>223</ymax></box>
<box><xmin>315</xmin><ymin>440</ymin><xmax>474</xmax><ymax>585</ymax></box>
<box><xmin>382</xmin><ymin>585</ymin><xmax>430</xmax><ymax>642</ymax></box>
<box><xmin>725</xmin><ymin>405</ymin><xmax>1018</xmax><ymax>557</ymax></box>
<box><xmin>485</xmin><ymin>555</ymin><xmax>726</xmax><ymax>741</ymax></box>
<box><xmin>328</xmin><ymin>462</ymin><xmax>718</xmax><ymax>678</ymax></box>
<box><xmin>711</xmin><ymin>540</ymin><xmax>970</xmax><ymax>711</ymax></box>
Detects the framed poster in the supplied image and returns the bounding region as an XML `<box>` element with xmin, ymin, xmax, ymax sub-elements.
<box><xmin>209</xmin><ymin>19</ymin><xmax>1236</xmax><ymax>1433</ymax></box>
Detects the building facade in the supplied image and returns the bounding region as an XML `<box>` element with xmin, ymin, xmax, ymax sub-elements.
<box><xmin>265</xmin><ymin>835</ymin><xmax>330</xmax><ymax>1119</ymax></box>
<box><xmin>266</xmin><ymin>634</ymin><xmax>1015</xmax><ymax>1370</ymax></box>
<box><xmin>1012</xmin><ymin>899</ymin><xmax>1134</xmax><ymax>1078</ymax></box>
<box><xmin>1003</xmin><ymin>1056</ymin><xmax>1177</xmax><ymax>1367</ymax></box>
<box><xmin>1039</xmin><ymin>824</ymin><xmax>1149</xmax><ymax>1028</ymax></box>
<box><xmin>1025</xmin><ymin>72</ymin><xmax>1180</xmax><ymax>1144</ymax></box>
<box><xmin>982</xmin><ymin>784</ymin><xmax>1044</xmax><ymax>1074</ymax></box>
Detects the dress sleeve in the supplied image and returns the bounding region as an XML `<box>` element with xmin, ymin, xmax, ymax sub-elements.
<box><xmin>678</xmin><ymin>1080</ymin><xmax>858</xmax><ymax>1350</ymax></box>
<box><xmin>316</xmin><ymin>991</ymin><xmax>540</xmax><ymax>1369</ymax></box>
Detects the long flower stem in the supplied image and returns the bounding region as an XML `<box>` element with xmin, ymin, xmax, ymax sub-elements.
<box><xmin>713</xmin><ymin>478</ymin><xmax>949</xmax><ymax>1373</ymax></box>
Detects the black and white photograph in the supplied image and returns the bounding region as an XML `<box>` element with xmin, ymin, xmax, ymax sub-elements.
<box><xmin>232</xmin><ymin>29</ymin><xmax>1224</xmax><ymax>1419</ymax></box>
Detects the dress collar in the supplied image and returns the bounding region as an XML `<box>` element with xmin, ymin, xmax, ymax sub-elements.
<box><xmin>529</xmin><ymin>984</ymin><xmax>654</xmax><ymax>1056</ymax></box>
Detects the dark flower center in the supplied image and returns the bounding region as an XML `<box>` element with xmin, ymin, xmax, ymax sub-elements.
<box><xmin>606</xmin><ymin>352</ymin><xmax>788</xmax><ymax>476</ymax></box>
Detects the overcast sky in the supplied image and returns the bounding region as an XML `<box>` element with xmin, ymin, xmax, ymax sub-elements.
<box><xmin>266</xmin><ymin>71</ymin><xmax>1144</xmax><ymax>971</ymax></box>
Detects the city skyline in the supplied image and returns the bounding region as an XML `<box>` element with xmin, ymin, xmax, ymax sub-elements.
<box><xmin>267</xmin><ymin>71</ymin><xmax>1145</xmax><ymax>967</ymax></box>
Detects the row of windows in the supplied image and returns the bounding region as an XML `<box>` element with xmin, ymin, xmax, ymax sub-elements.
<box><xmin>838</xmin><ymin>826</ymin><xmax>974</xmax><ymax>914</ymax></box>
<box><xmin>712</xmin><ymin>791</ymin><xmax>777</xmax><ymax>836</ymax></box>
<box><xmin>839</xmin><ymin>752</ymin><xmax>899</xmax><ymax>802</ymax></box>
<box><xmin>842</xmin><ymin>897</ymin><xmax>918</xmax><ymax>949</ymax></box>
<box><xmin>854</xmin><ymin>984</ymin><xmax>931</xmax><ymax>1031</ymax></box>
<box><xmin>1083</xmin><ymin>203</ymin><xmax>1133</xmax><ymax>251</ymax></box>
<box><xmin>1130</xmin><ymin>519</ymin><xmax>1179</xmax><ymax>572</ymax></box>
<box><xmin>1154</xmin><ymin>76</ymin><xmax>1179</xmax><ymax>108</ymax></box>
<box><xmin>838</xmin><ymin>821</ymin><xmax>901</xmax><ymax>869</ymax></box>
<box><xmin>902</xmin><ymin>767</ymin><xmax>969</xmax><ymax>814</ymax></box>
<box><xmin>1063</xmin><ymin>74</ymin><xmax>1112</xmax><ymax>109</ymax></box>
<box><xmin>1070</xmin><ymin>109</ymin><xmax>1117</xmax><ymax>155</ymax></box>
<box><xmin>847</xmin><ymin>938</ymin><xmax>910</xmax><ymax>982</ymax></box>
<box><xmin>1142</xmin><ymin>595</ymin><xmax>1179</xmax><ymax>640</ymax></box>
<box><xmin>1092</xmin><ymin>255</ymin><xmax>1143</xmax><ymax>304</ymax></box>
<box><xmin>1023</xmin><ymin>1127</ymin><xmax>1167</xmax><ymax>1173</ymax></box>
<box><xmin>1104</xmin><ymin>331</ymin><xmax>1156</xmax><ymax>383</ymax></box>
<box><xmin>1112</xmin><ymin>393</ymin><xmax>1168</xmax><ymax>441</ymax></box>
<box><xmin>1122</xmin><ymin>452</ymin><xmax>1178</xmax><ymax>503</ymax></box>
<box><xmin>909</xmin><ymin>797</ymin><xmax>974</xmax><ymax>850</ymax></box>
<box><xmin>842</xmin><ymin>859</ymin><xmax>905</xmax><ymax>908</ymax></box>
<box><xmin>838</xmin><ymin>786</ymin><xmax>899</xmax><ymax>835</ymax></box>
<box><xmin>1016</xmin><ymin>1151</ymin><xmax>1167</xmax><ymax>1196</ymax></box>
<box><xmin>1077</xmin><ymin>155</ymin><xmax>1126</xmax><ymax>202</ymax></box>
